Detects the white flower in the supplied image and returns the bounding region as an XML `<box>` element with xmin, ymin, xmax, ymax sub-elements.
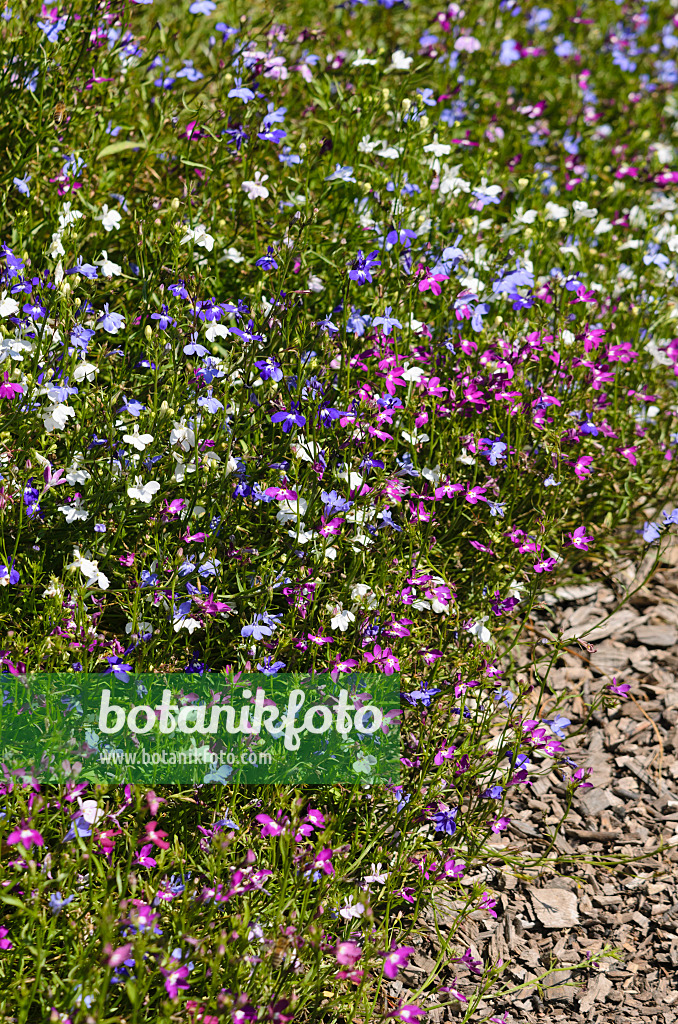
<box><xmin>276</xmin><ymin>497</ymin><xmax>308</xmax><ymax>524</ymax></box>
<box><xmin>77</xmin><ymin>798</ymin><xmax>105</xmax><ymax>825</ymax></box>
<box><xmin>422</xmin><ymin>464</ymin><xmax>441</xmax><ymax>484</ymax></box>
<box><xmin>222</xmin><ymin>246</ymin><xmax>245</xmax><ymax>263</ymax></box>
<box><xmin>339</xmin><ymin>895</ymin><xmax>365</xmax><ymax>919</ymax></box>
<box><xmin>423</xmin><ymin>134</ymin><xmax>452</xmax><ymax>157</ymax></box>
<box><xmin>67</xmin><ymin>548</ymin><xmax>109</xmax><ymax>589</ymax></box>
<box><xmin>572</xmin><ymin>200</ymin><xmax>597</xmax><ymax>222</ymax></box>
<box><xmin>308</xmin><ymin>274</ymin><xmax>324</xmax><ymax>292</ymax></box>
<box><xmin>438</xmin><ymin>164</ymin><xmax>471</xmax><ymax>196</ymax></box>
<box><xmin>58</xmin><ymin>497</ymin><xmax>90</xmax><ymax>523</ymax></box>
<box><xmin>513</xmin><ymin>207</ymin><xmax>538</xmax><ymax>225</ymax></box>
<box><xmin>401</xmin><ymin>428</ymin><xmax>430</xmax><ymax>444</ymax></box>
<box><xmin>122</xmin><ymin>424</ymin><xmax>154</xmax><ymax>451</ymax></box>
<box><xmin>42</xmin><ymin>575</ymin><xmax>65</xmax><ymax>599</ymax></box>
<box><xmin>353</xmin><ymin>754</ymin><xmax>377</xmax><ymax>775</ymax></box>
<box><xmin>58</xmin><ymin>203</ymin><xmax>83</xmax><ymax>230</ymax></box>
<box><xmin>467</xmin><ymin>619</ymin><xmax>492</xmax><ymax>643</ymax></box>
<box><xmin>99</xmin><ymin>204</ymin><xmax>122</xmax><ymax>231</ymax></box>
<box><xmin>127</xmin><ymin>477</ymin><xmax>160</xmax><ymax>503</ymax></box>
<box><xmin>173</xmin><ymin>454</ymin><xmax>197</xmax><ymax>482</ymax></box>
<box><xmin>352</xmin><ymin>48</ymin><xmax>378</xmax><ymax>65</ymax></box>
<box><xmin>0</xmin><ymin>295</ymin><xmax>19</xmax><ymax>317</ymax></box>
<box><xmin>95</xmin><ymin>250</ymin><xmax>122</xmax><ymax>277</ymax></box>
<box><xmin>357</xmin><ymin>134</ymin><xmax>383</xmax><ymax>153</ymax></box>
<box><xmin>181</xmin><ymin>223</ymin><xmax>215</xmax><ymax>251</ymax></box>
<box><xmin>389</xmin><ymin>49</ymin><xmax>412</xmax><ymax>70</ymax></box>
<box><xmin>544</xmin><ymin>201</ymin><xmax>569</xmax><ymax>220</ymax></box>
<box><xmin>401</xmin><ymin>365</ymin><xmax>425</xmax><ymax>382</ymax></box>
<box><xmin>593</xmin><ymin>218</ymin><xmax>613</xmax><ymax>235</ymax></box>
<box><xmin>170</xmin><ymin>419</ymin><xmax>196</xmax><ymax>451</ymax></box>
<box><xmin>376</xmin><ymin>144</ymin><xmax>401</xmax><ymax>160</ymax></box>
<box><xmin>125</xmin><ymin>620</ymin><xmax>153</xmax><ymax>635</ymax></box>
<box><xmin>72</xmin><ymin>362</ymin><xmax>98</xmax><ymax>382</ymax></box>
<box><xmin>363</xmin><ymin>863</ymin><xmax>388</xmax><ymax>885</ymax></box>
<box><xmin>205</xmin><ymin>322</ymin><xmax>231</xmax><ymax>341</ymax></box>
<box><xmin>351</xmin><ymin>583</ymin><xmax>377</xmax><ymax>608</ymax></box>
<box><xmin>43</xmin><ymin>403</ymin><xmax>75</xmax><ymax>432</ymax></box>
<box><xmin>48</xmin><ymin>232</ymin><xmax>65</xmax><ymax>258</ymax></box>
<box><xmin>329</xmin><ymin>603</ymin><xmax>356</xmax><ymax>632</ymax></box>
<box><xmin>241</xmin><ymin>171</ymin><xmax>270</xmax><ymax>200</ymax></box>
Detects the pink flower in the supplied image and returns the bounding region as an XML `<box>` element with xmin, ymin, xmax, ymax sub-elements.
<box><xmin>618</xmin><ymin>446</ymin><xmax>638</xmax><ymax>466</ymax></box>
<box><xmin>145</xmin><ymin>820</ymin><xmax>170</xmax><ymax>849</ymax></box>
<box><xmin>533</xmin><ymin>557</ymin><xmax>557</xmax><ymax>573</ymax></box>
<box><xmin>335</xmin><ymin>941</ymin><xmax>362</xmax><ymax>966</ymax></box>
<box><xmin>490</xmin><ymin>816</ymin><xmax>510</xmax><ymax>833</ymax></box>
<box><xmin>454</xmin><ymin>34</ymin><xmax>481</xmax><ymax>51</ymax></box>
<box><xmin>0</xmin><ymin>928</ymin><xmax>13</xmax><ymax>950</ymax></box>
<box><xmin>313</xmin><ymin>847</ymin><xmax>334</xmax><ymax>875</ymax></box>
<box><xmin>465</xmin><ymin>485</ymin><xmax>487</xmax><ymax>504</ymax></box>
<box><xmin>568</xmin><ymin>525</ymin><xmax>593</xmax><ymax>550</ymax></box>
<box><xmin>390</xmin><ymin>1005</ymin><xmax>426</xmax><ymax>1023</ymax></box>
<box><xmin>417</xmin><ymin>267</ymin><xmax>448</xmax><ymax>295</ymax></box>
<box><xmin>574</xmin><ymin>455</ymin><xmax>594</xmax><ymax>478</ymax></box>
<box><xmin>256</xmin><ymin>813</ymin><xmax>286</xmax><ymax>838</ymax></box>
<box><xmin>382</xmin><ymin>946</ymin><xmax>415</xmax><ymax>979</ymax></box>
<box><xmin>479</xmin><ymin>892</ymin><xmax>498</xmax><ymax>918</ymax></box>
<box><xmin>134</xmin><ymin>843</ymin><xmax>158</xmax><ymax>868</ymax></box>
<box><xmin>105</xmin><ymin>942</ymin><xmax>132</xmax><ymax>968</ymax></box>
<box><xmin>7</xmin><ymin>824</ymin><xmax>44</xmax><ymax>850</ymax></box>
<box><xmin>161</xmin><ymin>963</ymin><xmax>190</xmax><ymax>999</ymax></box>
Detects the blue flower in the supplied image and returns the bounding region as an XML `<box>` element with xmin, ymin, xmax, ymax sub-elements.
<box><xmin>372</xmin><ymin>306</ymin><xmax>402</xmax><ymax>336</ymax></box>
<box><xmin>189</xmin><ymin>0</ymin><xmax>215</xmax><ymax>12</ymax></box>
<box><xmin>432</xmin><ymin>808</ymin><xmax>458</xmax><ymax>835</ymax></box>
<box><xmin>13</xmin><ymin>174</ymin><xmax>30</xmax><ymax>197</ymax></box>
<box><xmin>50</xmin><ymin>891</ymin><xmax>75</xmax><ymax>915</ymax></box>
<box><xmin>325</xmin><ymin>164</ymin><xmax>357</xmax><ymax>183</ymax></box>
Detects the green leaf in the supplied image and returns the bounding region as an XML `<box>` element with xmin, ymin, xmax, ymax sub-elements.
<box><xmin>97</xmin><ymin>140</ymin><xmax>147</xmax><ymax>160</ymax></box>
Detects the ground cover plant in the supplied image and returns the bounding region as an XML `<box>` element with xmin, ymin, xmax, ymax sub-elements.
<box><xmin>1</xmin><ymin>0</ymin><xmax>678</xmax><ymax>1019</ymax></box>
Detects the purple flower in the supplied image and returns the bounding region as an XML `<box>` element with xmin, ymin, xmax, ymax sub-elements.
<box><xmin>271</xmin><ymin>402</ymin><xmax>306</xmax><ymax>433</ymax></box>
<box><xmin>13</xmin><ymin>174</ymin><xmax>30</xmax><ymax>196</ymax></box>
<box><xmin>348</xmin><ymin>249</ymin><xmax>381</xmax><ymax>284</ymax></box>
<box><xmin>256</xmin><ymin>656</ymin><xmax>286</xmax><ymax>675</ymax></box>
<box><xmin>372</xmin><ymin>306</ymin><xmax>402</xmax><ymax>336</ymax></box>
<box><xmin>189</xmin><ymin>0</ymin><xmax>215</xmax><ymax>11</ymax></box>
<box><xmin>38</xmin><ymin>14</ymin><xmax>68</xmax><ymax>42</ymax></box>
<box><xmin>432</xmin><ymin>807</ymin><xmax>458</xmax><ymax>835</ymax></box>
<box><xmin>97</xmin><ymin>303</ymin><xmax>125</xmax><ymax>334</ymax></box>
<box><xmin>50</xmin><ymin>891</ymin><xmax>75</xmax><ymax>915</ymax></box>
<box><xmin>161</xmin><ymin>963</ymin><xmax>190</xmax><ymax>999</ymax></box>
<box><xmin>642</xmin><ymin>521</ymin><xmax>661</xmax><ymax>543</ymax></box>
<box><xmin>381</xmin><ymin>945</ymin><xmax>415</xmax><ymax>979</ymax></box>
<box><xmin>256</xmin><ymin>246</ymin><xmax>279</xmax><ymax>271</ymax></box>
<box><xmin>103</xmin><ymin>656</ymin><xmax>133</xmax><ymax>683</ymax></box>
<box><xmin>255</xmin><ymin>358</ymin><xmax>283</xmax><ymax>382</ymax></box>
<box><xmin>228</xmin><ymin>77</ymin><xmax>255</xmax><ymax>102</ymax></box>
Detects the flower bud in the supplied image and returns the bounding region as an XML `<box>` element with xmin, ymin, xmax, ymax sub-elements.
<box><xmin>170</xmin><ymin>197</ymin><xmax>181</xmax><ymax>211</ymax></box>
<box><xmin>401</xmin><ymin>97</ymin><xmax>412</xmax><ymax>112</ymax></box>
<box><xmin>145</xmin><ymin>325</ymin><xmax>153</xmax><ymax>341</ymax></box>
<box><xmin>420</xmin><ymin>115</ymin><xmax>429</xmax><ymax>129</ymax></box>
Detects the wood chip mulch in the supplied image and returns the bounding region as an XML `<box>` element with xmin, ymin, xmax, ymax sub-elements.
<box><xmin>397</xmin><ymin>551</ymin><xmax>678</xmax><ymax>1023</ymax></box>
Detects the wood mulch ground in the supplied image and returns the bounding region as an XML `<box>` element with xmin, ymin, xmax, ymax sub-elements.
<box><xmin>395</xmin><ymin>549</ymin><xmax>678</xmax><ymax>1022</ymax></box>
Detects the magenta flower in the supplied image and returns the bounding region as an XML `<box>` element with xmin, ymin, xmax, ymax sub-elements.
<box><xmin>568</xmin><ymin>525</ymin><xmax>593</xmax><ymax>550</ymax></box>
<box><xmin>490</xmin><ymin>816</ymin><xmax>510</xmax><ymax>833</ymax></box>
<box><xmin>417</xmin><ymin>266</ymin><xmax>448</xmax><ymax>295</ymax></box>
<box><xmin>574</xmin><ymin>455</ymin><xmax>594</xmax><ymax>478</ymax></box>
<box><xmin>618</xmin><ymin>446</ymin><xmax>638</xmax><ymax>465</ymax></box>
<box><xmin>390</xmin><ymin>1005</ymin><xmax>425</xmax><ymax>1023</ymax></box>
<box><xmin>105</xmin><ymin>942</ymin><xmax>132</xmax><ymax>968</ymax></box>
<box><xmin>608</xmin><ymin>677</ymin><xmax>631</xmax><ymax>697</ymax></box>
<box><xmin>335</xmin><ymin>941</ymin><xmax>362</xmax><ymax>966</ymax></box>
<box><xmin>313</xmin><ymin>847</ymin><xmax>334</xmax><ymax>875</ymax></box>
<box><xmin>134</xmin><ymin>843</ymin><xmax>158</xmax><ymax>868</ymax></box>
<box><xmin>7</xmin><ymin>824</ymin><xmax>44</xmax><ymax>850</ymax></box>
<box><xmin>256</xmin><ymin>813</ymin><xmax>286</xmax><ymax>838</ymax></box>
<box><xmin>145</xmin><ymin>820</ymin><xmax>171</xmax><ymax>849</ymax></box>
<box><xmin>161</xmin><ymin>963</ymin><xmax>191</xmax><ymax>999</ymax></box>
<box><xmin>0</xmin><ymin>928</ymin><xmax>13</xmax><ymax>950</ymax></box>
<box><xmin>0</xmin><ymin>372</ymin><xmax>23</xmax><ymax>400</ymax></box>
<box><xmin>533</xmin><ymin>557</ymin><xmax>557</xmax><ymax>573</ymax></box>
<box><xmin>382</xmin><ymin>945</ymin><xmax>415</xmax><ymax>979</ymax></box>
<box><xmin>465</xmin><ymin>485</ymin><xmax>487</xmax><ymax>504</ymax></box>
<box><xmin>479</xmin><ymin>892</ymin><xmax>498</xmax><ymax>918</ymax></box>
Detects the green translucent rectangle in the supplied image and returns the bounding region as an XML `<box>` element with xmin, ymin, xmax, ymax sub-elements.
<box><xmin>0</xmin><ymin>672</ymin><xmax>401</xmax><ymax>785</ymax></box>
